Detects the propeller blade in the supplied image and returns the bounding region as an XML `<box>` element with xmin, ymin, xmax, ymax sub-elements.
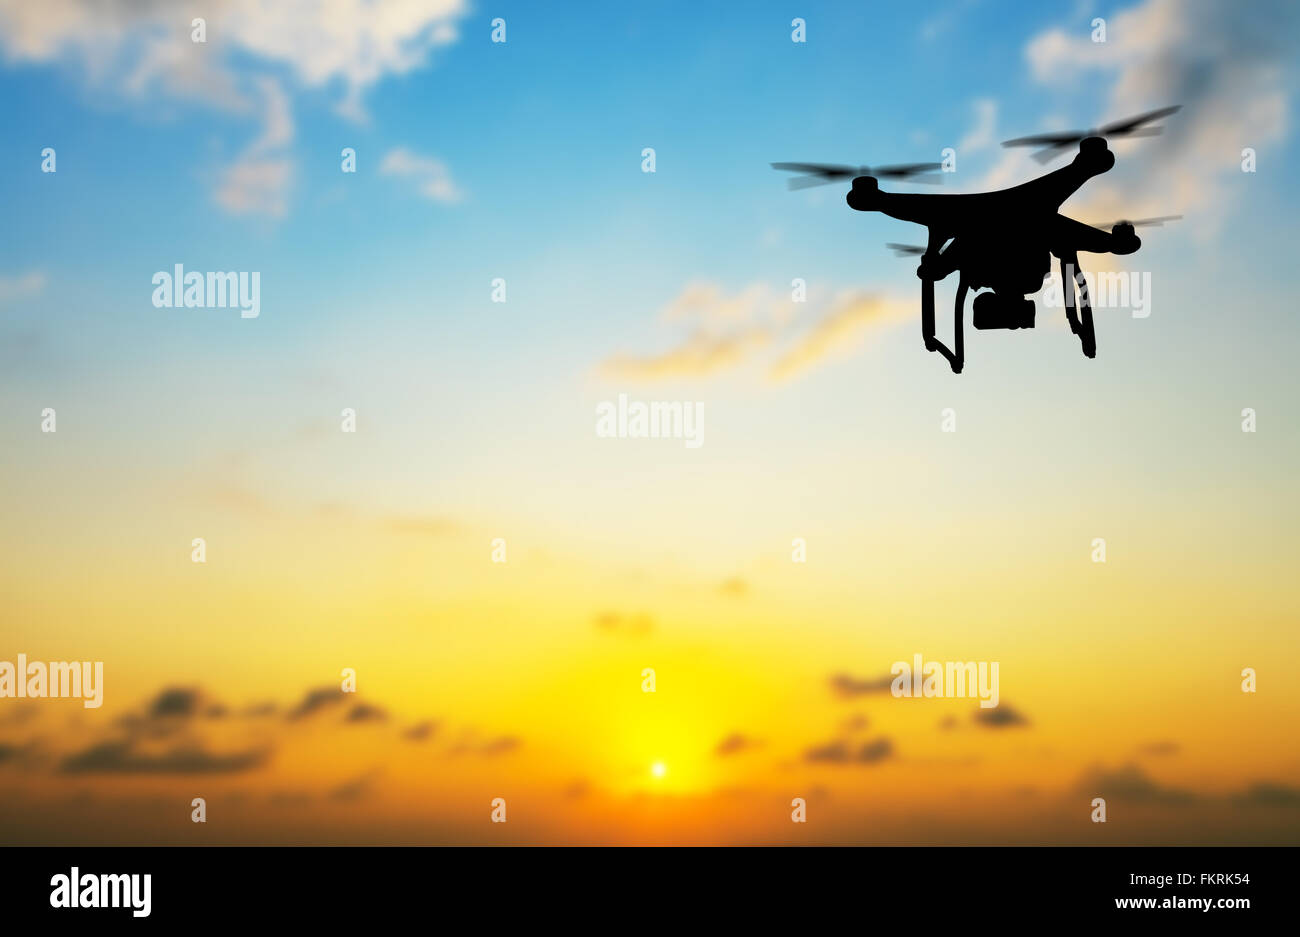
<box><xmin>1099</xmin><ymin>105</ymin><xmax>1182</xmax><ymax>137</ymax></box>
<box><xmin>1003</xmin><ymin>106</ymin><xmax>1180</xmax><ymax>160</ymax></box>
<box><xmin>1002</xmin><ymin>132</ymin><xmax>1086</xmax><ymax>148</ymax></box>
<box><xmin>886</xmin><ymin>242</ymin><xmax>926</xmax><ymax>256</ymax></box>
<box><xmin>770</xmin><ymin>162</ymin><xmax>860</xmax><ymax>177</ymax></box>
<box><xmin>871</xmin><ymin>162</ymin><xmax>944</xmax><ymax>177</ymax></box>
<box><xmin>1089</xmin><ymin>214</ymin><xmax>1183</xmax><ymax>230</ymax></box>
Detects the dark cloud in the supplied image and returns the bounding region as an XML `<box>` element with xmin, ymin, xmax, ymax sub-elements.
<box><xmin>60</xmin><ymin>741</ymin><xmax>268</xmax><ymax>775</ymax></box>
<box><xmin>344</xmin><ymin>703</ymin><xmax>389</xmax><ymax>724</ymax></box>
<box><xmin>287</xmin><ymin>686</ymin><xmax>346</xmax><ymax>720</ymax></box>
<box><xmin>972</xmin><ymin>705</ymin><xmax>1030</xmax><ymax>729</ymax></box>
<box><xmin>480</xmin><ymin>736</ymin><xmax>521</xmax><ymax>756</ymax></box>
<box><xmin>148</xmin><ymin>687</ymin><xmax>202</xmax><ymax>719</ymax></box>
<box><xmin>829</xmin><ymin>672</ymin><xmax>894</xmax><ymax>698</ymax></box>
<box><xmin>804</xmin><ymin>737</ymin><xmax>894</xmax><ymax>765</ymax></box>
<box><xmin>1075</xmin><ymin>764</ymin><xmax>1195</xmax><ymax>806</ymax></box>
<box><xmin>1233</xmin><ymin>783</ymin><xmax>1300</xmax><ymax>807</ymax></box>
<box><xmin>402</xmin><ymin>721</ymin><xmax>438</xmax><ymax>742</ymax></box>
<box><xmin>715</xmin><ymin>732</ymin><xmax>762</xmax><ymax>757</ymax></box>
<box><xmin>594</xmin><ymin>612</ymin><xmax>654</xmax><ymax>637</ymax></box>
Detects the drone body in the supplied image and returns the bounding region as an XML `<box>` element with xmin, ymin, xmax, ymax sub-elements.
<box><xmin>774</xmin><ymin>107</ymin><xmax>1181</xmax><ymax>373</ymax></box>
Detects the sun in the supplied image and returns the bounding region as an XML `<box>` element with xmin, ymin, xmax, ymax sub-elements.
<box><xmin>650</xmin><ymin>761</ymin><xmax>667</xmax><ymax>779</ymax></box>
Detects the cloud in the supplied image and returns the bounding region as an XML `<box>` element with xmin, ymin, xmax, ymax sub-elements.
<box><xmin>804</xmin><ymin>737</ymin><xmax>895</xmax><ymax>765</ymax></box>
<box><xmin>0</xmin><ymin>0</ymin><xmax>469</xmax><ymax>120</ymax></box>
<box><xmin>147</xmin><ymin>687</ymin><xmax>202</xmax><ymax>719</ymax></box>
<box><xmin>60</xmin><ymin>740</ymin><xmax>268</xmax><ymax>775</ymax></box>
<box><xmin>600</xmin><ymin>283</ymin><xmax>914</xmax><ymax>384</ymax></box>
<box><xmin>286</xmin><ymin>686</ymin><xmax>346</xmax><ymax>721</ymax></box>
<box><xmin>829</xmin><ymin>672</ymin><xmax>895</xmax><ymax>699</ymax></box>
<box><xmin>600</xmin><ymin>327</ymin><xmax>771</xmax><ymax>381</ymax></box>
<box><xmin>214</xmin><ymin>76</ymin><xmax>294</xmax><ymax>218</ymax></box>
<box><xmin>972</xmin><ymin>705</ymin><xmax>1030</xmax><ymax>729</ymax></box>
<box><xmin>1233</xmin><ymin>783</ymin><xmax>1300</xmax><ymax>807</ymax></box>
<box><xmin>402</xmin><ymin>721</ymin><xmax>439</xmax><ymax>742</ymax></box>
<box><xmin>0</xmin><ymin>2</ymin><xmax>469</xmax><ymax>216</ymax></box>
<box><xmin>380</xmin><ymin>146</ymin><xmax>462</xmax><ymax>203</ymax></box>
<box><xmin>769</xmin><ymin>293</ymin><xmax>909</xmax><ymax>381</ymax></box>
<box><xmin>1018</xmin><ymin>0</ymin><xmax>1297</xmax><ymax>230</ymax></box>
<box><xmin>598</xmin><ymin>282</ymin><xmax>775</xmax><ymax>381</ymax></box>
<box><xmin>1075</xmin><ymin>763</ymin><xmax>1195</xmax><ymax>805</ymax></box>
<box><xmin>0</xmin><ymin>271</ymin><xmax>45</xmax><ymax>303</ymax></box>
<box><xmin>479</xmin><ymin>736</ymin><xmax>521</xmax><ymax>757</ymax></box>
<box><xmin>715</xmin><ymin>733</ymin><xmax>762</xmax><ymax>757</ymax></box>
<box><xmin>344</xmin><ymin>703</ymin><xmax>389</xmax><ymax>724</ymax></box>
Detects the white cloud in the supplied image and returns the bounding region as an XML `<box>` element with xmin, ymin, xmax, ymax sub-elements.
<box><xmin>214</xmin><ymin>78</ymin><xmax>295</xmax><ymax>218</ymax></box>
<box><xmin>0</xmin><ymin>1</ymin><xmax>468</xmax><ymax>117</ymax></box>
<box><xmin>0</xmin><ymin>1</ymin><xmax>470</xmax><ymax>216</ymax></box>
<box><xmin>380</xmin><ymin>147</ymin><xmax>462</xmax><ymax>203</ymax></box>
<box><xmin>1018</xmin><ymin>0</ymin><xmax>1296</xmax><ymax>231</ymax></box>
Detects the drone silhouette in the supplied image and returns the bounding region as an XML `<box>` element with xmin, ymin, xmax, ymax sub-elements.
<box><xmin>773</xmin><ymin>106</ymin><xmax>1182</xmax><ymax>373</ymax></box>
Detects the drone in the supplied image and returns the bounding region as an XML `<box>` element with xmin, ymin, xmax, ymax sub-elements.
<box><xmin>772</xmin><ymin>106</ymin><xmax>1182</xmax><ymax>373</ymax></box>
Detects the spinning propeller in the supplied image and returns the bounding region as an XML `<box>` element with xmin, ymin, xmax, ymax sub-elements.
<box><xmin>1088</xmin><ymin>215</ymin><xmax>1183</xmax><ymax>231</ymax></box>
<box><xmin>771</xmin><ymin>161</ymin><xmax>943</xmax><ymax>190</ymax></box>
<box><xmin>1002</xmin><ymin>105</ymin><xmax>1181</xmax><ymax>163</ymax></box>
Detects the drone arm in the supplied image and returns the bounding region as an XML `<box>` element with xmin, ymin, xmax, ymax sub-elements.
<box><xmin>1022</xmin><ymin>144</ymin><xmax>1116</xmax><ymax>210</ymax></box>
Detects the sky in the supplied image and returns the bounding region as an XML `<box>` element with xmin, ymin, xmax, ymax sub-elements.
<box><xmin>1</xmin><ymin>0</ymin><xmax>1299</xmax><ymax>845</ymax></box>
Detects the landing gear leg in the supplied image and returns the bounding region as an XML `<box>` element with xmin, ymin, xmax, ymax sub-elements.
<box><xmin>920</xmin><ymin>270</ymin><xmax>966</xmax><ymax>374</ymax></box>
<box><xmin>1061</xmin><ymin>253</ymin><xmax>1096</xmax><ymax>359</ymax></box>
<box><xmin>921</xmin><ymin>271</ymin><xmax>937</xmax><ymax>352</ymax></box>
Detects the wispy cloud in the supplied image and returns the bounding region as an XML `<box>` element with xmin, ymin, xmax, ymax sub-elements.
<box><xmin>380</xmin><ymin>146</ymin><xmax>462</xmax><ymax>203</ymax></box>
<box><xmin>769</xmin><ymin>293</ymin><xmax>909</xmax><ymax>382</ymax></box>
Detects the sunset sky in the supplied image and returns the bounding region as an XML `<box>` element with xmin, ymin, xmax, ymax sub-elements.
<box><xmin>2</xmin><ymin>0</ymin><xmax>1299</xmax><ymax>845</ymax></box>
